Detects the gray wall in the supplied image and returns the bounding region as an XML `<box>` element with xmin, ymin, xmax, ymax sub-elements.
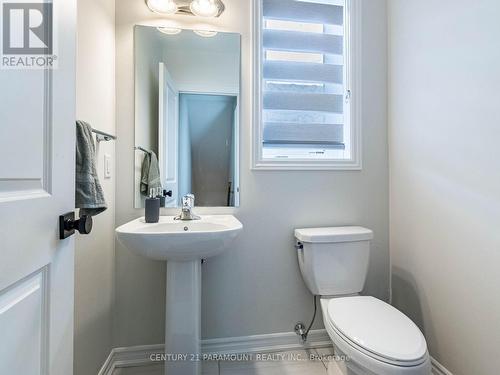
<box><xmin>135</xmin><ymin>26</ymin><xmax>162</xmax><ymax>154</ymax></box>
<box><xmin>181</xmin><ymin>94</ymin><xmax>236</xmax><ymax>206</ymax></box>
<box><xmin>115</xmin><ymin>0</ymin><xmax>389</xmax><ymax>346</ymax></box>
<box><xmin>74</xmin><ymin>0</ymin><xmax>116</xmax><ymax>373</ymax></box>
<box><xmin>157</xmin><ymin>30</ymin><xmax>240</xmax><ymax>94</ymax></box>
<box><xmin>388</xmin><ymin>1</ymin><xmax>500</xmax><ymax>374</ymax></box>
<box><xmin>178</xmin><ymin>95</ymin><xmax>192</xmax><ymax>201</ymax></box>
<box><xmin>134</xmin><ymin>27</ymin><xmax>163</xmax><ymax>207</ymax></box>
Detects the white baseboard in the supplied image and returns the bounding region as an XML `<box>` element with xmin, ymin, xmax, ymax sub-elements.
<box><xmin>98</xmin><ymin>329</ymin><xmax>331</xmax><ymax>375</ymax></box>
<box><xmin>431</xmin><ymin>357</ymin><xmax>454</xmax><ymax>375</ymax></box>
<box><xmin>98</xmin><ymin>330</ymin><xmax>453</xmax><ymax>375</ymax></box>
<box><xmin>97</xmin><ymin>349</ymin><xmax>114</xmax><ymax>375</ymax></box>
<box><xmin>202</xmin><ymin>328</ymin><xmax>331</xmax><ymax>355</ymax></box>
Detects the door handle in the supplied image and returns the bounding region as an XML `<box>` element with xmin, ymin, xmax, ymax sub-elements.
<box><xmin>59</xmin><ymin>212</ymin><xmax>93</xmax><ymax>239</ymax></box>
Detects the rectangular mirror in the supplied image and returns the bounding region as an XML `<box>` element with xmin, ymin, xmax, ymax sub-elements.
<box><xmin>134</xmin><ymin>26</ymin><xmax>241</xmax><ymax>208</ymax></box>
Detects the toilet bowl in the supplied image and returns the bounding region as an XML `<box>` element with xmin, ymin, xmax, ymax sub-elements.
<box><xmin>295</xmin><ymin>227</ymin><xmax>431</xmax><ymax>375</ymax></box>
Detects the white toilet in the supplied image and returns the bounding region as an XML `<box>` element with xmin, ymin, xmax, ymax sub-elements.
<box><xmin>295</xmin><ymin>227</ymin><xmax>431</xmax><ymax>375</ymax></box>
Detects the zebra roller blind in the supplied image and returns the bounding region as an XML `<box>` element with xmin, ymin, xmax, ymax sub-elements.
<box><xmin>260</xmin><ymin>0</ymin><xmax>348</xmax><ymax>151</ymax></box>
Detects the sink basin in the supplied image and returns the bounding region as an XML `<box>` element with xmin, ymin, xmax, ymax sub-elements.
<box><xmin>115</xmin><ymin>215</ymin><xmax>243</xmax><ymax>375</ymax></box>
<box><xmin>116</xmin><ymin>215</ymin><xmax>242</xmax><ymax>261</ymax></box>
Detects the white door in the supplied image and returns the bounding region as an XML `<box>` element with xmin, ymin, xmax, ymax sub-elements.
<box><xmin>158</xmin><ymin>62</ymin><xmax>179</xmax><ymax>207</ymax></box>
<box><xmin>0</xmin><ymin>1</ymin><xmax>76</xmax><ymax>375</ymax></box>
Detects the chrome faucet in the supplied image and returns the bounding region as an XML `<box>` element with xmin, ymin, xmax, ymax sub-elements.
<box><xmin>175</xmin><ymin>194</ymin><xmax>201</xmax><ymax>221</ymax></box>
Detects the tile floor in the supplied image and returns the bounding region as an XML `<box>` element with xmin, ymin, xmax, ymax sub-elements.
<box><xmin>114</xmin><ymin>347</ymin><xmax>341</xmax><ymax>375</ymax></box>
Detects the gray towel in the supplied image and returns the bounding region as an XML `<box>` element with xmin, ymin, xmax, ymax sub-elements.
<box><xmin>140</xmin><ymin>151</ymin><xmax>162</xmax><ymax>196</ymax></box>
<box><xmin>76</xmin><ymin>120</ymin><xmax>107</xmax><ymax>217</ymax></box>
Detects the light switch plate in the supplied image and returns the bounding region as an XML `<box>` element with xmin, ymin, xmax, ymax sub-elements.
<box><xmin>104</xmin><ymin>154</ymin><xmax>111</xmax><ymax>179</ymax></box>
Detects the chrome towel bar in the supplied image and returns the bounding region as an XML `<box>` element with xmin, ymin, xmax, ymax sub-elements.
<box><xmin>135</xmin><ymin>146</ymin><xmax>151</xmax><ymax>154</ymax></box>
<box><xmin>92</xmin><ymin>128</ymin><xmax>117</xmax><ymax>142</ymax></box>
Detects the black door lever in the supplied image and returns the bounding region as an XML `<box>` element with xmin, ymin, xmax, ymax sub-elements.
<box><xmin>59</xmin><ymin>212</ymin><xmax>93</xmax><ymax>239</ymax></box>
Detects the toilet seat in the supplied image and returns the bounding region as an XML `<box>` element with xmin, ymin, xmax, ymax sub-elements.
<box><xmin>324</xmin><ymin>296</ymin><xmax>428</xmax><ymax>367</ymax></box>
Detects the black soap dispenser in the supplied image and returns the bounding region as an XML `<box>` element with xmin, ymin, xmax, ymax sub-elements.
<box><xmin>145</xmin><ymin>188</ymin><xmax>160</xmax><ymax>223</ymax></box>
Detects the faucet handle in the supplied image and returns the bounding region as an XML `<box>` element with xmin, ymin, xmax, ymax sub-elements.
<box><xmin>177</xmin><ymin>194</ymin><xmax>200</xmax><ymax>221</ymax></box>
<box><xmin>182</xmin><ymin>194</ymin><xmax>195</xmax><ymax>208</ymax></box>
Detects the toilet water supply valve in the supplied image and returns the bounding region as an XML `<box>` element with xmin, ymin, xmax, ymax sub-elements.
<box><xmin>295</xmin><ymin>295</ymin><xmax>318</xmax><ymax>343</ymax></box>
<box><xmin>294</xmin><ymin>241</ymin><xmax>318</xmax><ymax>343</ymax></box>
<box><xmin>295</xmin><ymin>322</ymin><xmax>307</xmax><ymax>342</ymax></box>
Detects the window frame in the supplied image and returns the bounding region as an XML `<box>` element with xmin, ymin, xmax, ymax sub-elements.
<box><xmin>252</xmin><ymin>0</ymin><xmax>362</xmax><ymax>170</ymax></box>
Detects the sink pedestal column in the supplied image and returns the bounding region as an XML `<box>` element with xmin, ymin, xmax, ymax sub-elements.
<box><xmin>165</xmin><ymin>260</ymin><xmax>201</xmax><ymax>375</ymax></box>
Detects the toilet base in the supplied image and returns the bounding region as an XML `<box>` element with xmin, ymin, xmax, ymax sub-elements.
<box><xmin>324</xmin><ymin>346</ymin><xmax>377</xmax><ymax>375</ymax></box>
<box><xmin>326</xmin><ymin>347</ymin><xmax>430</xmax><ymax>375</ymax></box>
<box><xmin>326</xmin><ymin>356</ymin><xmax>348</xmax><ymax>375</ymax></box>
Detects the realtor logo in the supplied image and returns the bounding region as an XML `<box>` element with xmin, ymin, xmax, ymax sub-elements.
<box><xmin>3</xmin><ymin>2</ymin><xmax>52</xmax><ymax>54</ymax></box>
<box><xmin>2</xmin><ymin>1</ymin><xmax>56</xmax><ymax>68</ymax></box>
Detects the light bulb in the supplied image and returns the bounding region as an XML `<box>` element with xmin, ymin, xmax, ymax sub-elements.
<box><xmin>190</xmin><ymin>0</ymin><xmax>219</xmax><ymax>17</ymax></box>
<box><xmin>193</xmin><ymin>30</ymin><xmax>218</xmax><ymax>37</ymax></box>
<box><xmin>157</xmin><ymin>27</ymin><xmax>182</xmax><ymax>35</ymax></box>
<box><xmin>147</xmin><ymin>0</ymin><xmax>178</xmax><ymax>14</ymax></box>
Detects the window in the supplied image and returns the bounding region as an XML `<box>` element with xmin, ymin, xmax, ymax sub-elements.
<box><xmin>253</xmin><ymin>0</ymin><xmax>361</xmax><ymax>170</ymax></box>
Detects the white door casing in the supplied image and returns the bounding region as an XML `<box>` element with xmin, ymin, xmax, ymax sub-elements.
<box><xmin>233</xmin><ymin>98</ymin><xmax>240</xmax><ymax>207</ymax></box>
<box><xmin>0</xmin><ymin>1</ymin><xmax>76</xmax><ymax>374</ymax></box>
<box><xmin>158</xmin><ymin>62</ymin><xmax>179</xmax><ymax>207</ymax></box>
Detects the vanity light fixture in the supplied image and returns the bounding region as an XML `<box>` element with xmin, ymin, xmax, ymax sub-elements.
<box><xmin>146</xmin><ymin>0</ymin><xmax>225</xmax><ymax>17</ymax></box>
<box><xmin>190</xmin><ymin>0</ymin><xmax>222</xmax><ymax>17</ymax></box>
<box><xmin>193</xmin><ymin>30</ymin><xmax>218</xmax><ymax>37</ymax></box>
<box><xmin>157</xmin><ymin>26</ymin><xmax>182</xmax><ymax>35</ymax></box>
<box><xmin>147</xmin><ymin>0</ymin><xmax>178</xmax><ymax>14</ymax></box>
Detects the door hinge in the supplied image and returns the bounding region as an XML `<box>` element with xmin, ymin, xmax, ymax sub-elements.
<box><xmin>345</xmin><ymin>89</ymin><xmax>352</xmax><ymax>103</ymax></box>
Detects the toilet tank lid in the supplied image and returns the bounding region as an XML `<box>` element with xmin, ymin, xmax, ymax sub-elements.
<box><xmin>295</xmin><ymin>226</ymin><xmax>373</xmax><ymax>243</ymax></box>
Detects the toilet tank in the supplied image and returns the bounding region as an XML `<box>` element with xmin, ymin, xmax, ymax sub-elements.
<box><xmin>295</xmin><ymin>227</ymin><xmax>373</xmax><ymax>296</ymax></box>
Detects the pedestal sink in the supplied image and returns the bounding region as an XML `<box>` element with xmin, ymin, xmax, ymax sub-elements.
<box><xmin>116</xmin><ymin>215</ymin><xmax>243</xmax><ymax>375</ymax></box>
